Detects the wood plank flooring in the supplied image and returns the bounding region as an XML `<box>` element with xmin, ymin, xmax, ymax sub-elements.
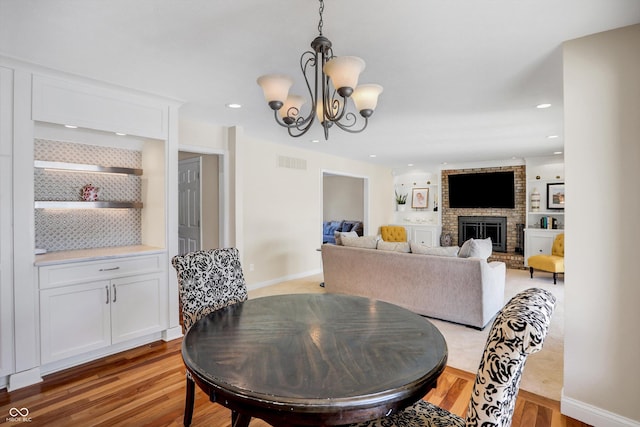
<box><xmin>0</xmin><ymin>338</ymin><xmax>590</xmax><ymax>427</ymax></box>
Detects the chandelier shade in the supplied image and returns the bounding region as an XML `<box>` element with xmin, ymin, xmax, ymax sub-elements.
<box><xmin>256</xmin><ymin>74</ymin><xmax>294</xmax><ymax>110</ymax></box>
<box><xmin>256</xmin><ymin>0</ymin><xmax>382</xmax><ymax>140</ymax></box>
<box><xmin>352</xmin><ymin>84</ymin><xmax>384</xmax><ymax>117</ymax></box>
<box><xmin>279</xmin><ymin>95</ymin><xmax>306</xmax><ymax>124</ymax></box>
<box><xmin>323</xmin><ymin>56</ymin><xmax>366</xmax><ymax>97</ymax></box>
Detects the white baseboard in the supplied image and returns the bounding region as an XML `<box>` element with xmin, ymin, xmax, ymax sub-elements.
<box><xmin>162</xmin><ymin>326</ymin><xmax>183</xmax><ymax>342</ymax></box>
<box><xmin>247</xmin><ymin>268</ymin><xmax>323</xmax><ymax>291</ymax></box>
<box><xmin>562</xmin><ymin>394</ymin><xmax>640</xmax><ymax>427</ymax></box>
<box><xmin>8</xmin><ymin>367</ymin><xmax>43</xmax><ymax>391</ymax></box>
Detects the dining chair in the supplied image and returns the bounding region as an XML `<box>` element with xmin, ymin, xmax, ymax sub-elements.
<box><xmin>350</xmin><ymin>287</ymin><xmax>556</xmax><ymax>427</ymax></box>
<box><xmin>171</xmin><ymin>248</ymin><xmax>248</xmax><ymax>427</ymax></box>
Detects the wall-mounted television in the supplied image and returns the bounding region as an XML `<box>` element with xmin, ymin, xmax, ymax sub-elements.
<box><xmin>448</xmin><ymin>171</ymin><xmax>515</xmax><ymax>209</ymax></box>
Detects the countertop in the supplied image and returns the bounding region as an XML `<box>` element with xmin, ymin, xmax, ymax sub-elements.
<box><xmin>34</xmin><ymin>245</ymin><xmax>166</xmax><ymax>266</ymax></box>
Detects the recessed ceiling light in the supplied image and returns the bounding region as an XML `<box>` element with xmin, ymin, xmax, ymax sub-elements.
<box><xmin>554</xmin><ymin>151</ymin><xmax>563</xmax><ymax>155</ymax></box>
<box><xmin>442</xmin><ymin>162</ymin><xmax>448</xmax><ymax>165</ymax></box>
<box><xmin>536</xmin><ymin>103</ymin><xmax>552</xmax><ymax>109</ymax></box>
<box><xmin>226</xmin><ymin>103</ymin><xmax>242</xmax><ymax>109</ymax></box>
<box><xmin>407</xmin><ymin>163</ymin><xmax>414</xmax><ymax>167</ymax></box>
<box><xmin>547</xmin><ymin>135</ymin><xmax>559</xmax><ymax>139</ymax></box>
<box><xmin>64</xmin><ymin>124</ymin><xmax>78</xmax><ymax>129</ymax></box>
<box><xmin>369</xmin><ymin>154</ymin><xmax>377</xmax><ymax>158</ymax></box>
<box><xmin>115</xmin><ymin>132</ymin><xmax>127</xmax><ymax>136</ymax></box>
<box><xmin>310</xmin><ymin>139</ymin><xmax>320</xmax><ymax>143</ymax></box>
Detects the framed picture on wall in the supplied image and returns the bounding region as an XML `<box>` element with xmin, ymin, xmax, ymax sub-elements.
<box><xmin>547</xmin><ymin>183</ymin><xmax>565</xmax><ymax>210</ymax></box>
<box><xmin>411</xmin><ymin>188</ymin><xmax>429</xmax><ymax>209</ymax></box>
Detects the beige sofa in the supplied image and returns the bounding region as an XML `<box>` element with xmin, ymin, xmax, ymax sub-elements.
<box><xmin>321</xmin><ymin>244</ymin><xmax>506</xmax><ymax>329</ymax></box>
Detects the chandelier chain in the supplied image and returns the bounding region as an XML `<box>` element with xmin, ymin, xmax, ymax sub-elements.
<box><xmin>318</xmin><ymin>0</ymin><xmax>324</xmax><ymax>35</ymax></box>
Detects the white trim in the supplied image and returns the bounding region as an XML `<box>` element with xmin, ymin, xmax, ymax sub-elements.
<box><xmin>161</xmin><ymin>326</ymin><xmax>183</xmax><ymax>342</ymax></box>
<box><xmin>562</xmin><ymin>394</ymin><xmax>640</xmax><ymax>427</ymax></box>
<box><xmin>8</xmin><ymin>367</ymin><xmax>42</xmax><ymax>392</ymax></box>
<box><xmin>247</xmin><ymin>269</ymin><xmax>323</xmax><ymax>292</ymax></box>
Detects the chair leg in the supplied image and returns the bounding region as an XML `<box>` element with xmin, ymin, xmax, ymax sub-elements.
<box><xmin>184</xmin><ymin>375</ymin><xmax>195</xmax><ymax>426</ymax></box>
<box><xmin>529</xmin><ymin>267</ymin><xmax>534</xmax><ymax>279</ymax></box>
<box><xmin>553</xmin><ymin>272</ymin><xmax>557</xmax><ymax>285</ymax></box>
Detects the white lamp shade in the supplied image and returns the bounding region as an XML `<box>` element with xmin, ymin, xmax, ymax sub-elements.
<box><xmin>352</xmin><ymin>84</ymin><xmax>383</xmax><ymax>112</ymax></box>
<box><xmin>279</xmin><ymin>95</ymin><xmax>306</xmax><ymax>119</ymax></box>
<box><xmin>323</xmin><ymin>56</ymin><xmax>365</xmax><ymax>92</ymax></box>
<box><xmin>257</xmin><ymin>74</ymin><xmax>294</xmax><ymax>104</ymax></box>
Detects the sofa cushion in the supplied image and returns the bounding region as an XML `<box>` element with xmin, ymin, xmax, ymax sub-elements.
<box><xmin>325</xmin><ymin>221</ymin><xmax>342</xmax><ymax>234</ymax></box>
<box><xmin>341</xmin><ymin>221</ymin><xmax>356</xmax><ymax>232</ymax></box>
<box><xmin>459</xmin><ymin>238</ymin><xmax>492</xmax><ymax>260</ymax></box>
<box><xmin>377</xmin><ymin>241</ymin><xmax>411</xmax><ymax>253</ymax></box>
<box><xmin>411</xmin><ymin>242</ymin><xmax>459</xmax><ymax>257</ymax></box>
<box><xmin>342</xmin><ymin>235</ymin><xmax>379</xmax><ymax>249</ymax></box>
<box><xmin>335</xmin><ymin>231</ymin><xmax>358</xmax><ymax>245</ymax></box>
<box><xmin>350</xmin><ymin>221</ymin><xmax>364</xmax><ymax>236</ymax></box>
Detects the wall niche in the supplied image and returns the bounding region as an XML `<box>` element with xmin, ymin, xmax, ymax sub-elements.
<box><xmin>34</xmin><ymin>139</ymin><xmax>143</xmax><ymax>252</ymax></box>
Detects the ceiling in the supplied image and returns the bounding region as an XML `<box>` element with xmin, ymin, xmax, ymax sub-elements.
<box><xmin>1</xmin><ymin>1</ymin><xmax>639</xmax><ymax>172</ymax></box>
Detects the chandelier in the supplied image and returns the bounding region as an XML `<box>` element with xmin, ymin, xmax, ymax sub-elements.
<box><xmin>257</xmin><ymin>0</ymin><xmax>383</xmax><ymax>140</ymax></box>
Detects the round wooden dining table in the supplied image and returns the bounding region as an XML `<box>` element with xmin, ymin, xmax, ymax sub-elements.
<box><xmin>182</xmin><ymin>293</ymin><xmax>448</xmax><ymax>426</ymax></box>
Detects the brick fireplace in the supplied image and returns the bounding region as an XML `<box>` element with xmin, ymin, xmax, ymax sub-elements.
<box><xmin>442</xmin><ymin>165</ymin><xmax>526</xmax><ymax>268</ymax></box>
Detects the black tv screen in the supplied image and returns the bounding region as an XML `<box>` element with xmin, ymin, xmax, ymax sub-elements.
<box><xmin>448</xmin><ymin>171</ymin><xmax>515</xmax><ymax>208</ymax></box>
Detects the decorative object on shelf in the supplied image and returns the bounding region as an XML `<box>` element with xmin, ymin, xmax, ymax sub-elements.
<box><xmin>433</xmin><ymin>192</ymin><xmax>438</xmax><ymax>212</ymax></box>
<box><xmin>395</xmin><ymin>190</ymin><xmax>408</xmax><ymax>212</ymax></box>
<box><xmin>256</xmin><ymin>0</ymin><xmax>383</xmax><ymax>140</ymax></box>
<box><xmin>440</xmin><ymin>233</ymin><xmax>452</xmax><ymax>247</ymax></box>
<box><xmin>530</xmin><ymin>188</ymin><xmax>541</xmax><ymax>211</ymax></box>
<box><xmin>81</xmin><ymin>184</ymin><xmax>100</xmax><ymax>201</ymax></box>
<box><xmin>547</xmin><ymin>183</ymin><xmax>565</xmax><ymax>210</ymax></box>
<box><xmin>411</xmin><ymin>188</ymin><xmax>429</xmax><ymax>209</ymax></box>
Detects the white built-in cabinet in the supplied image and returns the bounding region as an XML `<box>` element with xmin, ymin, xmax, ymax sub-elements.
<box><xmin>395</xmin><ymin>224</ymin><xmax>442</xmax><ymax>247</ymax></box>
<box><xmin>0</xmin><ymin>66</ymin><xmax>14</xmax><ymax>382</ymax></box>
<box><xmin>0</xmin><ymin>57</ymin><xmax>181</xmax><ymax>391</ymax></box>
<box><xmin>524</xmin><ymin>229</ymin><xmax>564</xmax><ymax>267</ymax></box>
<box><xmin>39</xmin><ymin>254</ymin><xmax>167</xmax><ymax>364</ymax></box>
<box><xmin>524</xmin><ymin>159</ymin><xmax>565</xmax><ymax>265</ymax></box>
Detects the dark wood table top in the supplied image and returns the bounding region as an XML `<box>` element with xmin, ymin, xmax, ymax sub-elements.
<box><xmin>182</xmin><ymin>293</ymin><xmax>448</xmax><ymax>426</ymax></box>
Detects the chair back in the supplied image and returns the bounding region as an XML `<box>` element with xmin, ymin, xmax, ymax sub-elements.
<box><xmin>551</xmin><ymin>233</ymin><xmax>564</xmax><ymax>257</ymax></box>
<box><xmin>171</xmin><ymin>248</ymin><xmax>248</xmax><ymax>331</ymax></box>
<box><xmin>380</xmin><ymin>226</ymin><xmax>407</xmax><ymax>242</ymax></box>
<box><xmin>466</xmin><ymin>288</ymin><xmax>556</xmax><ymax>427</ymax></box>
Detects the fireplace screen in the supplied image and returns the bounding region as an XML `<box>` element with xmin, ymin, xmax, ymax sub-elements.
<box><xmin>458</xmin><ymin>216</ymin><xmax>507</xmax><ymax>252</ymax></box>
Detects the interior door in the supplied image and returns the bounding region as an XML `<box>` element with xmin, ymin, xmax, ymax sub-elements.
<box><xmin>178</xmin><ymin>157</ymin><xmax>201</xmax><ymax>255</ymax></box>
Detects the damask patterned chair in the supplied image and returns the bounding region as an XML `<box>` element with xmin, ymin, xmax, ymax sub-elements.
<box><xmin>350</xmin><ymin>287</ymin><xmax>556</xmax><ymax>427</ymax></box>
<box><xmin>171</xmin><ymin>248</ymin><xmax>248</xmax><ymax>427</ymax></box>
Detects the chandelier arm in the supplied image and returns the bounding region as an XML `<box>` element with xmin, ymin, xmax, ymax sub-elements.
<box><xmin>333</xmin><ymin>113</ymin><xmax>369</xmax><ymax>134</ymax></box>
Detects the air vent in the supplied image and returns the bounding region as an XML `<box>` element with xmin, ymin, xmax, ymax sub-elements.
<box><xmin>277</xmin><ymin>155</ymin><xmax>307</xmax><ymax>170</ymax></box>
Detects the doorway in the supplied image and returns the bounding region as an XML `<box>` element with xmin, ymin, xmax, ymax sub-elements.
<box><xmin>322</xmin><ymin>171</ymin><xmax>368</xmax><ymax>236</ymax></box>
<box><xmin>178</xmin><ymin>152</ymin><xmax>221</xmax><ymax>255</ymax></box>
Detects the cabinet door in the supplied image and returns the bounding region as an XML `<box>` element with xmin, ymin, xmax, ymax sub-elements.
<box><xmin>0</xmin><ymin>67</ymin><xmax>13</xmax><ymax>376</ymax></box>
<box><xmin>524</xmin><ymin>232</ymin><xmax>557</xmax><ymax>266</ymax></box>
<box><xmin>40</xmin><ymin>281</ymin><xmax>111</xmax><ymax>364</ymax></box>
<box><xmin>413</xmin><ymin>229</ymin><xmax>434</xmax><ymax>246</ymax></box>
<box><xmin>110</xmin><ymin>273</ymin><xmax>167</xmax><ymax>344</ymax></box>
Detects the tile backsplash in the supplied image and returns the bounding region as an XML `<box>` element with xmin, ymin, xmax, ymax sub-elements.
<box><xmin>34</xmin><ymin>139</ymin><xmax>143</xmax><ymax>252</ymax></box>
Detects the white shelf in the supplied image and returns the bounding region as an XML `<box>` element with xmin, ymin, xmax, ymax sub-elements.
<box><xmin>35</xmin><ymin>160</ymin><xmax>142</xmax><ymax>176</ymax></box>
<box><xmin>529</xmin><ymin>211</ymin><xmax>564</xmax><ymax>215</ymax></box>
<box><xmin>35</xmin><ymin>201</ymin><xmax>143</xmax><ymax>209</ymax></box>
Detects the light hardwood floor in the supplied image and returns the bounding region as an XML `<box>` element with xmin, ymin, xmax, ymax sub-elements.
<box><xmin>0</xmin><ymin>275</ymin><xmax>589</xmax><ymax>426</ymax></box>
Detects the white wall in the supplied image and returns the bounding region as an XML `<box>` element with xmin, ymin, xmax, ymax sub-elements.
<box><xmin>563</xmin><ymin>24</ymin><xmax>640</xmax><ymax>426</ymax></box>
<box><xmin>236</xmin><ymin>132</ymin><xmax>393</xmax><ymax>287</ymax></box>
<box><xmin>323</xmin><ymin>175</ymin><xmax>364</xmax><ymax>222</ymax></box>
<box><xmin>177</xmin><ymin>119</ymin><xmax>394</xmax><ymax>288</ymax></box>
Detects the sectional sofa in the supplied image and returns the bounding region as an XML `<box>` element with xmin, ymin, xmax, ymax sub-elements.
<box><xmin>321</xmin><ymin>243</ymin><xmax>506</xmax><ymax>329</ymax></box>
